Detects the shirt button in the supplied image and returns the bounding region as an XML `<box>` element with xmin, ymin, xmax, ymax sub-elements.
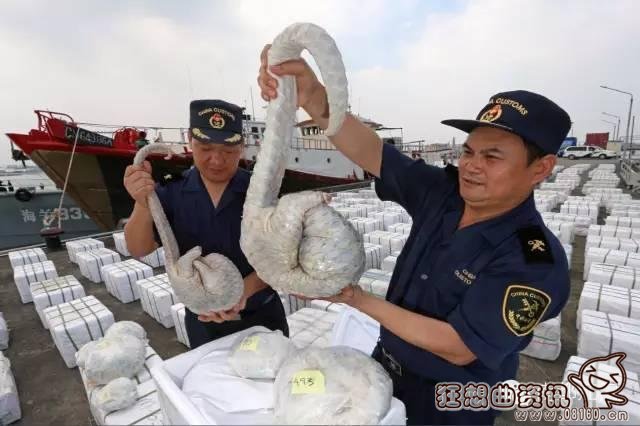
<box><xmin>420</xmin><ymin>274</ymin><xmax>428</xmax><ymax>280</ymax></box>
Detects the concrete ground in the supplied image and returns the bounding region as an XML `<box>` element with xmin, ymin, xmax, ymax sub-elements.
<box><xmin>0</xmin><ymin>158</ymin><xmax>627</xmax><ymax>425</ymax></box>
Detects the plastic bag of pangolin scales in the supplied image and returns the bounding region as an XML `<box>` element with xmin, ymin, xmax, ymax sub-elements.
<box><xmin>228</xmin><ymin>330</ymin><xmax>296</xmax><ymax>379</ymax></box>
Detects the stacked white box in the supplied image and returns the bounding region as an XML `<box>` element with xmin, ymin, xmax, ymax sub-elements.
<box><xmin>560</xmin><ymin>356</ymin><xmax>640</xmax><ymax>426</ymax></box>
<box><xmin>520</xmin><ymin>316</ymin><xmax>561</xmax><ymax>361</ymax></box>
<box><xmin>588</xmin><ymin>225</ymin><xmax>640</xmax><ymax>239</ymax></box>
<box><xmin>67</xmin><ymin>238</ymin><xmax>105</xmax><ymax>263</ymax></box>
<box><xmin>606</xmin><ymin>216</ymin><xmax>640</xmax><ymax>228</ymax></box>
<box><xmin>363</xmin><ymin>243</ymin><xmax>383</xmax><ymax>269</ymax></box>
<box><xmin>384</xmin><ymin>206</ymin><xmax>411</xmax><ymax>224</ymax></box>
<box><xmin>77</xmin><ymin>248</ymin><xmax>121</xmax><ymax>283</ymax></box>
<box><xmin>349</xmin><ymin>217</ymin><xmax>383</xmax><ymax>236</ymax></box>
<box><xmin>578</xmin><ymin>310</ymin><xmax>640</xmax><ymax>371</ymax></box>
<box><xmin>611</xmin><ymin>209</ymin><xmax>640</xmax><ymax>218</ymax></box>
<box><xmin>388</xmin><ymin>223</ymin><xmax>412</xmax><ymax>235</ymax></box>
<box><xmin>8</xmin><ymin>247</ymin><xmax>47</xmax><ymax>269</ymax></box>
<box><xmin>0</xmin><ymin>313</ymin><xmax>7</xmax><ymax>350</ymax></box>
<box><xmin>334</xmin><ymin>206</ymin><xmax>365</xmax><ymax>219</ymax></box>
<box><xmin>560</xmin><ymin>203</ymin><xmax>599</xmax><ymax>222</ymax></box>
<box><xmin>357</xmin><ymin>189</ymin><xmax>377</xmax><ymax>199</ymax></box>
<box><xmin>112</xmin><ymin>231</ymin><xmax>131</xmax><ymax>257</ymax></box>
<box><xmin>31</xmin><ymin>275</ymin><xmax>86</xmax><ymax>328</ymax></box>
<box><xmin>382</xmin><ymin>255</ymin><xmax>397</xmax><ymax>273</ymax></box>
<box><xmin>562</xmin><ymin>244</ymin><xmax>572</xmax><ymax>269</ymax></box>
<box><xmin>287</xmin><ymin>308</ymin><xmax>338</xmax><ymax>349</ymax></box>
<box><xmin>584</xmin><ymin>248</ymin><xmax>640</xmax><ymax>280</ymax></box>
<box><xmin>546</xmin><ymin>220</ymin><xmax>576</xmax><ymax>244</ymax></box>
<box><xmin>577</xmin><ymin>282</ymin><xmax>640</xmax><ymax>328</ymax></box>
<box><xmin>351</xmin><ymin>203</ymin><xmax>381</xmax><ymax>216</ymax></box>
<box><xmin>363</xmin><ymin>230</ymin><xmax>407</xmax><ymax>256</ymax></box>
<box><xmin>43</xmin><ymin>296</ymin><xmax>115</xmax><ymax>368</ymax></box>
<box><xmin>139</xmin><ymin>247</ymin><xmax>165</xmax><ymax>268</ymax></box>
<box><xmin>585</xmin><ymin>236</ymin><xmax>640</xmax><ymax>253</ymax></box>
<box><xmin>170</xmin><ymin>303</ymin><xmax>190</xmax><ymax>348</ymax></box>
<box><xmin>358</xmin><ymin>269</ymin><xmax>392</xmax><ymax>298</ymax></box>
<box><xmin>137</xmin><ymin>274</ymin><xmax>177</xmax><ymax>328</ymax></box>
<box><xmin>369</xmin><ymin>211</ymin><xmax>403</xmax><ymax>230</ymax></box>
<box><xmin>101</xmin><ymin>259</ymin><xmax>153</xmax><ymax>303</ymax></box>
<box><xmin>13</xmin><ymin>260</ymin><xmax>58</xmax><ymax>304</ymax></box>
<box><xmin>0</xmin><ymin>352</ymin><xmax>21</xmax><ymax>424</ymax></box>
<box><xmin>587</xmin><ymin>263</ymin><xmax>640</xmax><ymax>290</ymax></box>
<box><xmin>541</xmin><ymin>212</ymin><xmax>592</xmax><ymax>236</ymax></box>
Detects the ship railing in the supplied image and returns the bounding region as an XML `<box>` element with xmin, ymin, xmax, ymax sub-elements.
<box><xmin>0</xmin><ymin>230</ymin><xmax>116</xmax><ymax>257</ymax></box>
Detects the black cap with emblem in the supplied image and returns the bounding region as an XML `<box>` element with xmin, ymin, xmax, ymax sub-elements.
<box><xmin>441</xmin><ymin>90</ymin><xmax>571</xmax><ymax>154</ymax></box>
<box><xmin>189</xmin><ymin>99</ymin><xmax>244</xmax><ymax>145</ymax></box>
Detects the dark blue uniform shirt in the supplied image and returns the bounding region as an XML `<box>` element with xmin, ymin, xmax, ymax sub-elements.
<box><xmin>154</xmin><ymin>167</ymin><xmax>253</xmax><ymax>278</ymax></box>
<box><xmin>375</xmin><ymin>143</ymin><xmax>570</xmax><ymax>386</ymax></box>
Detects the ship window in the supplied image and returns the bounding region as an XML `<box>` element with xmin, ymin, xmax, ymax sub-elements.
<box><xmin>261</xmin><ymin>127</ymin><xmax>265</xmax><ymax>134</ymax></box>
<box><xmin>252</xmin><ymin>155</ymin><xmax>256</xmax><ymax>161</ymax></box>
<box><xmin>327</xmin><ymin>158</ymin><xmax>331</xmax><ymax>163</ymax></box>
<box><xmin>295</xmin><ymin>157</ymin><xmax>299</xmax><ymax>163</ymax></box>
<box><xmin>251</xmin><ymin>126</ymin><xmax>258</xmax><ymax>134</ymax></box>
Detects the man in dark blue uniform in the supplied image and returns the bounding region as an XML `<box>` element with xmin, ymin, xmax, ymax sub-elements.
<box><xmin>123</xmin><ymin>99</ymin><xmax>288</xmax><ymax>348</ymax></box>
<box><xmin>259</xmin><ymin>50</ymin><xmax>571</xmax><ymax>425</ymax></box>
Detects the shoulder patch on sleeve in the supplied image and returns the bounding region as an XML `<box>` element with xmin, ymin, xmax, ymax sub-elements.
<box><xmin>517</xmin><ymin>225</ymin><xmax>554</xmax><ymax>264</ymax></box>
<box><xmin>502</xmin><ymin>284</ymin><xmax>551</xmax><ymax>336</ymax></box>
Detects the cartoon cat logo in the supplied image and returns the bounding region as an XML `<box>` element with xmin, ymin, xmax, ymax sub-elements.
<box><xmin>567</xmin><ymin>353</ymin><xmax>629</xmax><ymax>409</ymax></box>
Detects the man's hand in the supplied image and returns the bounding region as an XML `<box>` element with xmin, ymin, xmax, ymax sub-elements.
<box><xmin>123</xmin><ymin>160</ymin><xmax>154</xmax><ymax>209</ymax></box>
<box><xmin>295</xmin><ymin>284</ymin><xmax>366</xmax><ymax>307</ymax></box>
<box><xmin>197</xmin><ymin>296</ymin><xmax>247</xmax><ymax>323</ymax></box>
<box><xmin>257</xmin><ymin>44</ymin><xmax>328</xmax><ymax>117</ymax></box>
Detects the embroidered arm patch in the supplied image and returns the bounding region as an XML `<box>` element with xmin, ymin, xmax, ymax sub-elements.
<box><xmin>517</xmin><ymin>226</ymin><xmax>554</xmax><ymax>264</ymax></box>
<box><xmin>502</xmin><ymin>284</ymin><xmax>551</xmax><ymax>336</ymax></box>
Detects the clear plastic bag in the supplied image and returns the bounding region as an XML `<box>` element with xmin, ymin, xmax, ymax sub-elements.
<box><xmin>228</xmin><ymin>330</ymin><xmax>296</xmax><ymax>379</ymax></box>
<box><xmin>274</xmin><ymin>346</ymin><xmax>392</xmax><ymax>425</ymax></box>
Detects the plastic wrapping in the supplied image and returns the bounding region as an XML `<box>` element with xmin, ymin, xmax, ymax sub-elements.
<box><xmin>170</xmin><ymin>303</ymin><xmax>190</xmax><ymax>348</ymax></box>
<box><xmin>0</xmin><ymin>352</ymin><xmax>21</xmax><ymax>424</ymax></box>
<box><xmin>31</xmin><ymin>275</ymin><xmax>86</xmax><ymax>328</ymax></box>
<box><xmin>91</xmin><ymin>377</ymin><xmax>138</xmax><ymax>413</ymax></box>
<box><xmin>77</xmin><ymin>248</ymin><xmax>121</xmax><ymax>283</ymax></box>
<box><xmin>112</xmin><ymin>232</ymin><xmax>131</xmax><ymax>257</ymax></box>
<box><xmin>137</xmin><ymin>274</ymin><xmax>177</xmax><ymax>328</ymax></box>
<box><xmin>577</xmin><ymin>282</ymin><xmax>640</xmax><ymax>327</ymax></box>
<box><xmin>8</xmin><ymin>247</ymin><xmax>47</xmax><ymax>269</ymax></box>
<box><xmin>66</xmin><ymin>238</ymin><xmax>105</xmax><ymax>263</ymax></box>
<box><xmin>228</xmin><ymin>330</ymin><xmax>295</xmax><ymax>379</ymax></box>
<box><xmin>274</xmin><ymin>346</ymin><xmax>392</xmax><ymax>425</ymax></box>
<box><xmin>101</xmin><ymin>259</ymin><xmax>153</xmax><ymax>303</ymax></box>
<box><xmin>0</xmin><ymin>313</ymin><xmax>8</xmax><ymax>350</ymax></box>
<box><xmin>13</xmin><ymin>260</ymin><xmax>58</xmax><ymax>304</ymax></box>
<box><xmin>584</xmin><ymin>247</ymin><xmax>640</xmax><ymax>280</ymax></box>
<box><xmin>83</xmin><ymin>331</ymin><xmax>146</xmax><ymax>386</ymax></box>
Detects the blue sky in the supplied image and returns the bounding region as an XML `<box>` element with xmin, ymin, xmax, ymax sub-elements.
<box><xmin>1</xmin><ymin>0</ymin><xmax>639</xmax><ymax>165</ymax></box>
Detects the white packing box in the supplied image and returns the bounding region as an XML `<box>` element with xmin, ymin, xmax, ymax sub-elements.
<box><xmin>137</xmin><ymin>274</ymin><xmax>178</xmax><ymax>328</ymax></box>
<box><xmin>545</xmin><ymin>220</ymin><xmax>575</xmax><ymax>244</ymax></box>
<box><xmin>43</xmin><ymin>295</ymin><xmax>115</xmax><ymax>368</ymax></box>
<box><xmin>364</xmin><ymin>242</ymin><xmax>383</xmax><ymax>270</ymax></box>
<box><xmin>587</xmin><ymin>263</ymin><xmax>640</xmax><ymax>290</ymax></box>
<box><xmin>334</xmin><ymin>206</ymin><xmax>365</xmax><ymax>219</ymax></box>
<box><xmin>562</xmin><ymin>244</ymin><xmax>573</xmax><ymax>270</ymax></box>
<box><xmin>349</xmin><ymin>217</ymin><xmax>383</xmax><ymax>236</ymax></box>
<box><xmin>170</xmin><ymin>303</ymin><xmax>190</xmax><ymax>348</ymax></box>
<box><xmin>30</xmin><ymin>275</ymin><xmax>86</xmax><ymax>328</ymax></box>
<box><xmin>308</xmin><ymin>300</ymin><xmax>347</xmax><ymax>313</ymax></box>
<box><xmin>101</xmin><ymin>259</ymin><xmax>153</xmax><ymax>303</ymax></box>
<box><xmin>606</xmin><ymin>216</ymin><xmax>640</xmax><ymax>229</ymax></box>
<box><xmin>578</xmin><ymin>310</ymin><xmax>640</xmax><ymax>372</ymax></box>
<box><xmin>279</xmin><ymin>293</ymin><xmax>309</xmax><ymax>316</ymax></box>
<box><xmin>520</xmin><ymin>316</ymin><xmax>562</xmax><ymax>361</ymax></box>
<box><xmin>8</xmin><ymin>247</ymin><xmax>47</xmax><ymax>269</ymax></box>
<box><xmin>351</xmin><ymin>203</ymin><xmax>381</xmax><ymax>216</ymax></box>
<box><xmin>363</xmin><ymin>230</ymin><xmax>408</xmax><ymax>257</ymax></box>
<box><xmin>387</xmin><ymin>222</ymin><xmax>412</xmax><ymax>235</ymax></box>
<box><xmin>67</xmin><ymin>238</ymin><xmax>105</xmax><ymax>263</ymax></box>
<box><xmin>78</xmin><ymin>346</ymin><xmax>163</xmax><ymax>425</ymax></box>
<box><xmin>287</xmin><ymin>308</ymin><xmax>338</xmax><ymax>349</ymax></box>
<box><xmin>139</xmin><ymin>247</ymin><xmax>165</xmax><ymax>268</ymax></box>
<box><xmin>0</xmin><ymin>313</ymin><xmax>8</xmax><ymax>350</ymax></box>
<box><xmin>384</xmin><ymin>206</ymin><xmax>411</xmax><ymax>224</ymax></box>
<box><xmin>368</xmin><ymin>211</ymin><xmax>403</xmax><ymax>231</ymax></box>
<box><xmin>13</xmin><ymin>260</ymin><xmax>58</xmax><ymax>304</ymax></box>
<box><xmin>150</xmin><ymin>326</ymin><xmax>406</xmax><ymax>425</ymax></box>
<box><xmin>611</xmin><ymin>209</ymin><xmax>640</xmax><ymax>218</ymax></box>
<box><xmin>358</xmin><ymin>269</ymin><xmax>392</xmax><ymax>298</ymax></box>
<box><xmin>0</xmin><ymin>352</ymin><xmax>21</xmax><ymax>424</ymax></box>
<box><xmin>560</xmin><ymin>203</ymin><xmax>599</xmax><ymax>222</ymax></box>
<box><xmin>381</xmin><ymin>255</ymin><xmax>397</xmax><ymax>273</ymax></box>
<box><xmin>77</xmin><ymin>248</ymin><xmax>122</xmax><ymax>283</ymax></box>
<box><xmin>588</xmin><ymin>225</ymin><xmax>640</xmax><ymax>239</ymax></box>
<box><xmin>112</xmin><ymin>231</ymin><xmax>131</xmax><ymax>257</ymax></box>
<box><xmin>585</xmin><ymin>235</ymin><xmax>640</xmax><ymax>253</ymax></box>
<box><xmin>584</xmin><ymin>248</ymin><xmax>640</xmax><ymax>280</ymax></box>
<box><xmin>541</xmin><ymin>212</ymin><xmax>592</xmax><ymax>236</ymax></box>
<box><xmin>577</xmin><ymin>282</ymin><xmax>640</xmax><ymax>328</ymax></box>
<box><xmin>357</xmin><ymin>189</ymin><xmax>377</xmax><ymax>199</ymax></box>
<box><xmin>560</xmin><ymin>355</ymin><xmax>640</xmax><ymax>426</ymax></box>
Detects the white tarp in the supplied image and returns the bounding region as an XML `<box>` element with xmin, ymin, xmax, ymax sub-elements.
<box><xmin>77</xmin><ymin>249</ymin><xmax>122</xmax><ymax>283</ymax></box>
<box><xmin>584</xmin><ymin>247</ymin><xmax>640</xmax><ymax>280</ymax></box>
<box><xmin>577</xmin><ymin>282</ymin><xmax>640</xmax><ymax>328</ymax></box>
<box><xmin>67</xmin><ymin>238</ymin><xmax>105</xmax><ymax>263</ymax></box>
<box><xmin>101</xmin><ymin>259</ymin><xmax>153</xmax><ymax>303</ymax></box>
<box><xmin>13</xmin><ymin>260</ymin><xmax>58</xmax><ymax>304</ymax></box>
<box><xmin>137</xmin><ymin>274</ymin><xmax>177</xmax><ymax>328</ymax></box>
<box><xmin>0</xmin><ymin>352</ymin><xmax>21</xmax><ymax>424</ymax></box>
<box><xmin>170</xmin><ymin>303</ymin><xmax>190</xmax><ymax>348</ymax></box>
<box><xmin>587</xmin><ymin>263</ymin><xmax>640</xmax><ymax>290</ymax></box>
<box><xmin>578</xmin><ymin>310</ymin><xmax>640</xmax><ymax>372</ymax></box>
<box><xmin>8</xmin><ymin>248</ymin><xmax>47</xmax><ymax>269</ymax></box>
<box><xmin>112</xmin><ymin>232</ymin><xmax>131</xmax><ymax>257</ymax></box>
<box><xmin>43</xmin><ymin>296</ymin><xmax>115</xmax><ymax>368</ymax></box>
<box><xmin>560</xmin><ymin>355</ymin><xmax>639</xmax><ymax>425</ymax></box>
<box><xmin>287</xmin><ymin>308</ymin><xmax>338</xmax><ymax>349</ymax></box>
<box><xmin>31</xmin><ymin>275</ymin><xmax>86</xmax><ymax>328</ymax></box>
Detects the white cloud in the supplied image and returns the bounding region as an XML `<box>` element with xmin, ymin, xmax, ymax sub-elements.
<box><xmin>0</xmin><ymin>0</ymin><xmax>638</xmax><ymax>167</ymax></box>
